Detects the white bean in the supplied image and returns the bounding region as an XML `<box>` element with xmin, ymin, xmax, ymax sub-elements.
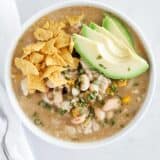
<box><xmin>103</xmin><ymin>97</ymin><xmax>121</xmax><ymax>112</ymax></box>
<box><xmin>53</xmin><ymin>89</ymin><xmax>63</xmax><ymax>107</ymax></box>
<box><xmin>89</xmin><ymin>84</ymin><xmax>99</xmax><ymax>92</ymax></box>
<box><xmin>96</xmin><ymin>75</ymin><xmax>111</xmax><ymax>94</ymax></box>
<box><xmin>20</xmin><ymin>78</ymin><xmax>28</xmax><ymax>96</ymax></box>
<box><xmin>94</xmin><ymin>108</ymin><xmax>106</xmax><ymax>121</ymax></box>
<box><xmin>72</xmin><ymin>87</ymin><xmax>80</xmax><ymax>96</ymax></box>
<box><xmin>60</xmin><ymin>101</ymin><xmax>72</xmax><ymax>112</ymax></box>
<box><xmin>106</xmin><ymin>111</ymin><xmax>114</xmax><ymax>120</ymax></box>
<box><xmin>80</xmin><ymin>74</ymin><xmax>90</xmax><ymax>91</ymax></box>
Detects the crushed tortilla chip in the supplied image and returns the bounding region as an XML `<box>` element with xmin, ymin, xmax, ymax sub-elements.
<box><xmin>70</xmin><ymin>58</ymin><xmax>80</xmax><ymax>69</ymax></box>
<box><xmin>55</xmin><ymin>31</ymin><xmax>70</xmax><ymax>48</ymax></box>
<box><xmin>27</xmin><ymin>74</ymin><xmax>46</xmax><ymax>92</ymax></box>
<box><xmin>51</xmin><ymin>52</ymin><xmax>67</xmax><ymax>66</ymax></box>
<box><xmin>48</xmin><ymin>71</ymin><xmax>66</xmax><ymax>87</ymax></box>
<box><xmin>48</xmin><ymin>20</ymin><xmax>66</xmax><ymax>37</ymax></box>
<box><xmin>45</xmin><ymin>55</ymin><xmax>54</xmax><ymax>66</ymax></box>
<box><xmin>34</xmin><ymin>28</ymin><xmax>53</xmax><ymax>41</ymax></box>
<box><xmin>45</xmin><ymin>53</ymin><xmax>67</xmax><ymax>66</ymax></box>
<box><xmin>42</xmin><ymin>21</ymin><xmax>50</xmax><ymax>29</ymax></box>
<box><xmin>43</xmin><ymin>65</ymin><xmax>65</xmax><ymax>78</ymax></box>
<box><xmin>69</xmin><ymin>37</ymin><xmax>74</xmax><ymax>53</ymax></box>
<box><xmin>41</xmin><ymin>38</ymin><xmax>57</xmax><ymax>55</ymax></box>
<box><xmin>60</xmin><ymin>48</ymin><xmax>73</xmax><ymax>65</ymax></box>
<box><xmin>15</xmin><ymin>58</ymin><xmax>39</xmax><ymax>75</ymax></box>
<box><xmin>66</xmin><ymin>15</ymin><xmax>84</xmax><ymax>26</ymax></box>
<box><xmin>30</xmin><ymin>52</ymin><xmax>44</xmax><ymax>64</ymax></box>
<box><xmin>23</xmin><ymin>42</ymin><xmax>45</xmax><ymax>57</ymax></box>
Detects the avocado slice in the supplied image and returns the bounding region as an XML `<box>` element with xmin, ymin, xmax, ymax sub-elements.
<box><xmin>102</xmin><ymin>14</ymin><xmax>134</xmax><ymax>48</ymax></box>
<box><xmin>73</xmin><ymin>27</ymin><xmax>149</xmax><ymax>79</ymax></box>
<box><xmin>82</xmin><ymin>24</ymin><xmax>132</xmax><ymax>58</ymax></box>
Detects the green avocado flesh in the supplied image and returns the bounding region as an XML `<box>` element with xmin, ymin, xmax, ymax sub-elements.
<box><xmin>102</xmin><ymin>14</ymin><xmax>134</xmax><ymax>48</ymax></box>
<box><xmin>72</xmin><ymin>23</ymin><xmax>149</xmax><ymax>79</ymax></box>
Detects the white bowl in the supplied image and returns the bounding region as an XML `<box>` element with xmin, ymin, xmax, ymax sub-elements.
<box><xmin>5</xmin><ymin>0</ymin><xmax>156</xmax><ymax>149</ymax></box>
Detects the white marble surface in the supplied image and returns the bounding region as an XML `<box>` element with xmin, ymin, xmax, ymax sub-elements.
<box><xmin>15</xmin><ymin>0</ymin><xmax>160</xmax><ymax>159</ymax></box>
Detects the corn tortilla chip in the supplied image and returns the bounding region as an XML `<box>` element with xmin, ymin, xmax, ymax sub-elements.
<box><xmin>23</xmin><ymin>42</ymin><xmax>45</xmax><ymax>57</ymax></box>
<box><xmin>15</xmin><ymin>58</ymin><xmax>39</xmax><ymax>75</ymax></box>
<box><xmin>30</xmin><ymin>52</ymin><xmax>44</xmax><ymax>64</ymax></box>
<box><xmin>27</xmin><ymin>74</ymin><xmax>46</xmax><ymax>92</ymax></box>
<box><xmin>34</xmin><ymin>28</ymin><xmax>53</xmax><ymax>41</ymax></box>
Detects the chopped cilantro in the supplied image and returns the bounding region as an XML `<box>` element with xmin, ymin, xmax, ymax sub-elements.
<box><xmin>87</xmin><ymin>91</ymin><xmax>97</xmax><ymax>101</ymax></box>
<box><xmin>111</xmin><ymin>84</ymin><xmax>117</xmax><ymax>92</ymax></box>
<box><xmin>32</xmin><ymin>112</ymin><xmax>43</xmax><ymax>126</ymax></box>
<box><xmin>38</xmin><ymin>100</ymin><xmax>52</xmax><ymax>111</ymax></box>
<box><xmin>57</xmin><ymin>108</ymin><xmax>67</xmax><ymax>115</ymax></box>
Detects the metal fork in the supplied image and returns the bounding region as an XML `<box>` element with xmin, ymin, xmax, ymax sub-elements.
<box><xmin>0</xmin><ymin>106</ymin><xmax>12</xmax><ymax>160</ymax></box>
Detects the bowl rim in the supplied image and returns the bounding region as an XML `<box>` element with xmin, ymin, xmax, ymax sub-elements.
<box><xmin>5</xmin><ymin>0</ymin><xmax>157</xmax><ymax>149</ymax></box>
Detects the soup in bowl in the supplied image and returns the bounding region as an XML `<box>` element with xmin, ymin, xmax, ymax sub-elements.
<box><xmin>5</xmin><ymin>1</ymin><xmax>155</xmax><ymax>148</ymax></box>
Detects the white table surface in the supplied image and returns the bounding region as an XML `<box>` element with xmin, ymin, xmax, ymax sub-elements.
<box><xmin>14</xmin><ymin>0</ymin><xmax>160</xmax><ymax>159</ymax></box>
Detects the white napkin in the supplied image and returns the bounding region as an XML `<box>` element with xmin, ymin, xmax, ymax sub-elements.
<box><xmin>0</xmin><ymin>84</ymin><xmax>35</xmax><ymax>160</ymax></box>
<box><xmin>0</xmin><ymin>0</ymin><xmax>34</xmax><ymax>159</ymax></box>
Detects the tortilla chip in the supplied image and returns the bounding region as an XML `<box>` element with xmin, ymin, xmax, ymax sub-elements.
<box><xmin>43</xmin><ymin>65</ymin><xmax>65</xmax><ymax>78</ymax></box>
<box><xmin>27</xmin><ymin>74</ymin><xmax>46</xmax><ymax>92</ymax></box>
<box><xmin>48</xmin><ymin>20</ymin><xmax>66</xmax><ymax>37</ymax></box>
<box><xmin>66</xmin><ymin>15</ymin><xmax>84</xmax><ymax>26</ymax></box>
<box><xmin>45</xmin><ymin>55</ymin><xmax>54</xmax><ymax>66</ymax></box>
<box><xmin>45</xmin><ymin>52</ymin><xmax>67</xmax><ymax>66</ymax></box>
<box><xmin>52</xmin><ymin>52</ymin><xmax>67</xmax><ymax>66</ymax></box>
<box><xmin>30</xmin><ymin>52</ymin><xmax>44</xmax><ymax>64</ymax></box>
<box><xmin>60</xmin><ymin>48</ymin><xmax>74</xmax><ymax>65</ymax></box>
<box><xmin>48</xmin><ymin>71</ymin><xmax>66</xmax><ymax>87</ymax></box>
<box><xmin>41</xmin><ymin>38</ymin><xmax>57</xmax><ymax>55</ymax></box>
<box><xmin>70</xmin><ymin>58</ymin><xmax>80</xmax><ymax>69</ymax></box>
<box><xmin>69</xmin><ymin>37</ymin><xmax>74</xmax><ymax>53</ymax></box>
<box><xmin>23</xmin><ymin>42</ymin><xmax>45</xmax><ymax>57</ymax></box>
<box><xmin>15</xmin><ymin>58</ymin><xmax>39</xmax><ymax>75</ymax></box>
<box><xmin>42</xmin><ymin>21</ymin><xmax>50</xmax><ymax>29</ymax></box>
<box><xmin>55</xmin><ymin>31</ymin><xmax>70</xmax><ymax>48</ymax></box>
<box><xmin>34</xmin><ymin>28</ymin><xmax>53</xmax><ymax>41</ymax></box>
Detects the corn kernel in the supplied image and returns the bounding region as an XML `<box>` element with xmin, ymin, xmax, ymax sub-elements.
<box><xmin>117</xmin><ymin>80</ymin><xmax>128</xmax><ymax>87</ymax></box>
<box><xmin>122</xmin><ymin>96</ymin><xmax>131</xmax><ymax>104</ymax></box>
<box><xmin>71</xmin><ymin>107</ymin><xmax>81</xmax><ymax>118</ymax></box>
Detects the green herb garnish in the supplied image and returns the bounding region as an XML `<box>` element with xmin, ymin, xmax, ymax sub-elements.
<box><xmin>32</xmin><ymin>112</ymin><xmax>43</xmax><ymax>126</ymax></box>
<box><xmin>87</xmin><ymin>91</ymin><xmax>97</xmax><ymax>101</ymax></box>
<box><xmin>38</xmin><ymin>100</ymin><xmax>52</xmax><ymax>111</ymax></box>
<box><xmin>57</xmin><ymin>108</ymin><xmax>67</xmax><ymax>115</ymax></box>
<box><xmin>128</xmin><ymin>67</ymin><xmax>131</xmax><ymax>71</ymax></box>
<box><xmin>111</xmin><ymin>84</ymin><xmax>117</xmax><ymax>92</ymax></box>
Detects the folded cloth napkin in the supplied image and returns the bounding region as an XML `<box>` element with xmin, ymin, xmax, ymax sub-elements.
<box><xmin>0</xmin><ymin>0</ymin><xmax>35</xmax><ymax>159</ymax></box>
<box><xmin>0</xmin><ymin>83</ymin><xmax>35</xmax><ymax>160</ymax></box>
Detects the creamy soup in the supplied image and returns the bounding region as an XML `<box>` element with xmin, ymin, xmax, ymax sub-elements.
<box><xmin>11</xmin><ymin>6</ymin><xmax>149</xmax><ymax>142</ymax></box>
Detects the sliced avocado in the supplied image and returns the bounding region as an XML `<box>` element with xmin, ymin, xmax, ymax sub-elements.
<box><xmin>102</xmin><ymin>14</ymin><xmax>134</xmax><ymax>47</ymax></box>
<box><xmin>82</xmin><ymin>24</ymin><xmax>131</xmax><ymax>58</ymax></box>
<box><xmin>73</xmin><ymin>30</ymin><xmax>149</xmax><ymax>79</ymax></box>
